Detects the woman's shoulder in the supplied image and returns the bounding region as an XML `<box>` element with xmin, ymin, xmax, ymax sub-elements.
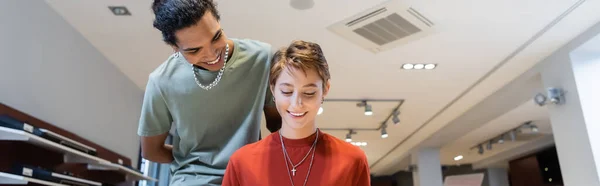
<box><xmin>321</xmin><ymin>132</ymin><xmax>368</xmax><ymax>161</ymax></box>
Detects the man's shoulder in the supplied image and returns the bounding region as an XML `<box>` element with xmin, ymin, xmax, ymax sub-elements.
<box><xmin>232</xmin><ymin>38</ymin><xmax>273</xmax><ymax>57</ymax></box>
<box><xmin>230</xmin><ymin>134</ymin><xmax>273</xmax><ymax>161</ymax></box>
<box><xmin>148</xmin><ymin>53</ymin><xmax>182</xmax><ymax>84</ymax></box>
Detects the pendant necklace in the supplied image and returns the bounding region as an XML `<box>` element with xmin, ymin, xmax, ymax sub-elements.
<box><xmin>279</xmin><ymin>130</ymin><xmax>318</xmax><ymax>186</ymax></box>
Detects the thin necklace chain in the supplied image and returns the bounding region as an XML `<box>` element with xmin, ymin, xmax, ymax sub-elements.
<box><xmin>281</xmin><ymin>133</ymin><xmax>317</xmax><ymax>172</ymax></box>
<box><xmin>190</xmin><ymin>43</ymin><xmax>229</xmax><ymax>90</ymax></box>
<box><xmin>279</xmin><ymin>130</ymin><xmax>318</xmax><ymax>186</ymax></box>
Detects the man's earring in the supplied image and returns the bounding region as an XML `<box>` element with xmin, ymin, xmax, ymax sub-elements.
<box><xmin>273</xmin><ymin>97</ymin><xmax>275</xmax><ymax>102</ymax></box>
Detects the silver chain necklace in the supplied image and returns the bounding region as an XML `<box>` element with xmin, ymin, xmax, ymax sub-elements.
<box><xmin>279</xmin><ymin>130</ymin><xmax>318</xmax><ymax>186</ymax></box>
<box><xmin>281</xmin><ymin>132</ymin><xmax>317</xmax><ymax>176</ymax></box>
<box><xmin>190</xmin><ymin>43</ymin><xmax>229</xmax><ymax>90</ymax></box>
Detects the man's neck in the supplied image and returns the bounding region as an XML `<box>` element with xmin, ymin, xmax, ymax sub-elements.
<box><xmin>280</xmin><ymin>125</ymin><xmax>317</xmax><ymax>139</ymax></box>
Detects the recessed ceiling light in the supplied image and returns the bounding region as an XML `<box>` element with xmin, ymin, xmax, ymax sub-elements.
<box><xmin>414</xmin><ymin>64</ymin><xmax>425</xmax><ymax>69</ymax></box>
<box><xmin>454</xmin><ymin>155</ymin><xmax>463</xmax><ymax>161</ymax></box>
<box><xmin>349</xmin><ymin>141</ymin><xmax>368</xmax><ymax>146</ymax></box>
<box><xmin>109</xmin><ymin>6</ymin><xmax>131</xmax><ymax>16</ymax></box>
<box><xmin>402</xmin><ymin>63</ymin><xmax>437</xmax><ymax>70</ymax></box>
<box><xmin>424</xmin><ymin>64</ymin><xmax>436</xmax><ymax>69</ymax></box>
<box><xmin>402</xmin><ymin>64</ymin><xmax>414</xmax><ymax>69</ymax></box>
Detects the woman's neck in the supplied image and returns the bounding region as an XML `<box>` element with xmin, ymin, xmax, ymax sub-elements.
<box><xmin>280</xmin><ymin>125</ymin><xmax>317</xmax><ymax>139</ymax></box>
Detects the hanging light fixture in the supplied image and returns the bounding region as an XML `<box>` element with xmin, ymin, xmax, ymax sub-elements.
<box><xmin>364</xmin><ymin>104</ymin><xmax>373</xmax><ymax>116</ymax></box>
<box><xmin>509</xmin><ymin>130</ymin><xmax>517</xmax><ymax>141</ymax></box>
<box><xmin>356</xmin><ymin>100</ymin><xmax>373</xmax><ymax>116</ymax></box>
<box><xmin>486</xmin><ymin>141</ymin><xmax>493</xmax><ymax>150</ymax></box>
<box><xmin>498</xmin><ymin>134</ymin><xmax>505</xmax><ymax>144</ymax></box>
<box><xmin>345</xmin><ymin>130</ymin><xmax>356</xmax><ymax>142</ymax></box>
<box><xmin>345</xmin><ymin>134</ymin><xmax>352</xmax><ymax>142</ymax></box>
<box><xmin>381</xmin><ymin>126</ymin><xmax>388</xmax><ymax>138</ymax></box>
<box><xmin>392</xmin><ymin>110</ymin><xmax>400</xmax><ymax>125</ymax></box>
<box><xmin>531</xmin><ymin>125</ymin><xmax>539</xmax><ymax>133</ymax></box>
<box><xmin>478</xmin><ymin>144</ymin><xmax>484</xmax><ymax>155</ymax></box>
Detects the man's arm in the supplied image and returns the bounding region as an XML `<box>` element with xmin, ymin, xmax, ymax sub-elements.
<box><xmin>141</xmin><ymin>132</ymin><xmax>174</xmax><ymax>163</ymax></box>
<box><xmin>138</xmin><ymin>77</ymin><xmax>174</xmax><ymax>163</ymax></box>
<box><xmin>264</xmin><ymin>46</ymin><xmax>282</xmax><ymax>133</ymax></box>
<box><xmin>264</xmin><ymin>105</ymin><xmax>281</xmax><ymax>133</ymax></box>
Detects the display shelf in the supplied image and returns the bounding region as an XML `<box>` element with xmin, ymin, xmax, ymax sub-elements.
<box><xmin>0</xmin><ymin>126</ymin><xmax>109</xmax><ymax>165</ymax></box>
<box><xmin>0</xmin><ymin>126</ymin><xmax>157</xmax><ymax>182</ymax></box>
<box><xmin>0</xmin><ymin>172</ymin><xmax>68</xmax><ymax>186</ymax></box>
<box><xmin>88</xmin><ymin>162</ymin><xmax>158</xmax><ymax>182</ymax></box>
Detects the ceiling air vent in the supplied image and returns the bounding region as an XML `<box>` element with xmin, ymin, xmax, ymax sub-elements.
<box><xmin>328</xmin><ymin>0</ymin><xmax>435</xmax><ymax>53</ymax></box>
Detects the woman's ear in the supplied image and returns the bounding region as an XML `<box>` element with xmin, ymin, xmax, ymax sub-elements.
<box><xmin>323</xmin><ymin>80</ymin><xmax>331</xmax><ymax>97</ymax></box>
<box><xmin>270</xmin><ymin>84</ymin><xmax>275</xmax><ymax>98</ymax></box>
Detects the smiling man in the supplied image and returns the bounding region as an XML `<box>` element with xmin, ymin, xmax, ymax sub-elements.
<box><xmin>137</xmin><ymin>0</ymin><xmax>281</xmax><ymax>185</ymax></box>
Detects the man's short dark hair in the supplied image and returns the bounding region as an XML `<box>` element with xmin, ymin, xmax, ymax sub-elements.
<box><xmin>151</xmin><ymin>0</ymin><xmax>221</xmax><ymax>46</ymax></box>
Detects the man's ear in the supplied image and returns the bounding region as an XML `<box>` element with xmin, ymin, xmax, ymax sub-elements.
<box><xmin>171</xmin><ymin>45</ymin><xmax>179</xmax><ymax>53</ymax></box>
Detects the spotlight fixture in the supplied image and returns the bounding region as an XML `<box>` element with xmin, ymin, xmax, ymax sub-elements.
<box><xmin>498</xmin><ymin>134</ymin><xmax>505</xmax><ymax>144</ymax></box>
<box><xmin>401</xmin><ymin>63</ymin><xmax>437</xmax><ymax>70</ymax></box>
<box><xmin>392</xmin><ymin>115</ymin><xmax>400</xmax><ymax>125</ymax></box>
<box><xmin>356</xmin><ymin>100</ymin><xmax>373</xmax><ymax>116</ymax></box>
<box><xmin>521</xmin><ymin>121</ymin><xmax>539</xmax><ymax>133</ymax></box>
<box><xmin>317</xmin><ymin>106</ymin><xmax>324</xmax><ymax>115</ymax></box>
<box><xmin>319</xmin><ymin>98</ymin><xmax>405</xmax><ymax>143</ymax></box>
<box><xmin>392</xmin><ymin>110</ymin><xmax>400</xmax><ymax>125</ymax></box>
<box><xmin>454</xmin><ymin>155</ymin><xmax>463</xmax><ymax>161</ymax></box>
<box><xmin>534</xmin><ymin>87</ymin><xmax>566</xmax><ymax>106</ymax></box>
<box><xmin>381</xmin><ymin>126</ymin><xmax>388</xmax><ymax>138</ymax></box>
<box><xmin>509</xmin><ymin>130</ymin><xmax>516</xmax><ymax>141</ymax></box>
<box><xmin>472</xmin><ymin>120</ymin><xmax>540</xmax><ymax>155</ymax></box>
<box><xmin>108</xmin><ymin>6</ymin><xmax>131</xmax><ymax>16</ymax></box>
<box><xmin>531</xmin><ymin>125</ymin><xmax>539</xmax><ymax>133</ymax></box>
<box><xmin>365</xmin><ymin>104</ymin><xmax>373</xmax><ymax>116</ymax></box>
<box><xmin>345</xmin><ymin>130</ymin><xmax>356</xmax><ymax>142</ymax></box>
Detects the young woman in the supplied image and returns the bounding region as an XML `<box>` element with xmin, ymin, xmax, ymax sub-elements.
<box><xmin>222</xmin><ymin>40</ymin><xmax>371</xmax><ymax>186</ymax></box>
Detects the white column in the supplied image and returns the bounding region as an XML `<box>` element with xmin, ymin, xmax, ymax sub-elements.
<box><xmin>411</xmin><ymin>148</ymin><xmax>443</xmax><ymax>186</ymax></box>
<box><xmin>486</xmin><ymin>168</ymin><xmax>509</xmax><ymax>186</ymax></box>
<box><xmin>540</xmin><ymin>33</ymin><xmax>600</xmax><ymax>185</ymax></box>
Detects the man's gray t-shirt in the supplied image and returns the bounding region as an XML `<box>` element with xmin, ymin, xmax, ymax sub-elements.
<box><xmin>137</xmin><ymin>38</ymin><xmax>273</xmax><ymax>185</ymax></box>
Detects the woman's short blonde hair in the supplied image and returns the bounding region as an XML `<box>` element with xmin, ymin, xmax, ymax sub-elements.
<box><xmin>269</xmin><ymin>40</ymin><xmax>331</xmax><ymax>88</ymax></box>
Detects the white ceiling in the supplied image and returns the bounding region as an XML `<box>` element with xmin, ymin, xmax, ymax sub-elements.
<box><xmin>44</xmin><ymin>0</ymin><xmax>600</xmax><ymax>175</ymax></box>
